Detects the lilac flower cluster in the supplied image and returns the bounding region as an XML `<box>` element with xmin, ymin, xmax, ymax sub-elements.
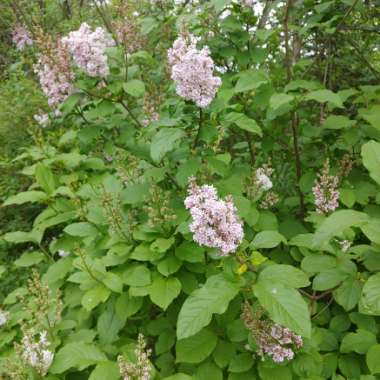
<box><xmin>34</xmin><ymin>39</ymin><xmax>74</xmax><ymax>107</ymax></box>
<box><xmin>184</xmin><ymin>178</ymin><xmax>244</xmax><ymax>255</ymax></box>
<box><xmin>118</xmin><ymin>334</ymin><xmax>151</xmax><ymax>380</ymax></box>
<box><xmin>62</xmin><ymin>23</ymin><xmax>114</xmax><ymax>78</ymax></box>
<box><xmin>21</xmin><ymin>330</ymin><xmax>54</xmax><ymax>376</ymax></box>
<box><xmin>312</xmin><ymin>159</ymin><xmax>340</xmax><ymax>214</ymax></box>
<box><xmin>33</xmin><ymin>113</ymin><xmax>49</xmax><ymax>128</ymax></box>
<box><xmin>168</xmin><ymin>35</ymin><xmax>222</xmax><ymax>108</ymax></box>
<box><xmin>255</xmin><ymin>168</ymin><xmax>273</xmax><ymax>191</ymax></box>
<box><xmin>12</xmin><ymin>24</ymin><xmax>33</xmax><ymax>50</ymax></box>
<box><xmin>241</xmin><ymin>302</ymin><xmax>303</xmax><ymax>363</ymax></box>
<box><xmin>243</xmin><ymin>0</ymin><xmax>255</xmax><ymax>7</ymax></box>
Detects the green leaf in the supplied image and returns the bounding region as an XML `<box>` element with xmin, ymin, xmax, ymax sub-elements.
<box><xmin>82</xmin><ymin>284</ymin><xmax>111</xmax><ymax>311</ymax></box>
<box><xmin>362</xmin><ymin>218</ymin><xmax>380</xmax><ymax>245</ymax></box>
<box><xmin>301</xmin><ymin>255</ymin><xmax>337</xmax><ymax>274</ymax></box>
<box><xmin>2</xmin><ymin>230</ymin><xmax>42</xmax><ymax>245</ymax></box>
<box><xmin>340</xmin><ymin>329</ymin><xmax>376</xmax><ymax>354</ymax></box>
<box><xmin>362</xmin><ymin>140</ymin><xmax>380</xmax><ymax>186</ymax></box>
<box><xmin>259</xmin><ymin>264</ymin><xmax>310</xmax><ymax>288</ymax></box>
<box><xmin>359</xmin><ymin>273</ymin><xmax>380</xmax><ymax>315</ymax></box>
<box><xmin>254</xmin><ymin>280</ymin><xmax>311</xmax><ymax>337</ymax></box>
<box><xmin>312</xmin><ymin>210</ymin><xmax>368</xmax><ymax>248</ymax></box>
<box><xmin>35</xmin><ymin>163</ymin><xmax>56</xmax><ymax>195</ymax></box>
<box><xmin>123</xmin><ymin>79</ymin><xmax>145</xmax><ymax>97</ymax></box>
<box><xmin>268</xmin><ymin>93</ymin><xmax>295</xmax><ymax>116</ymax></box>
<box><xmin>305</xmin><ymin>89</ymin><xmax>343</xmax><ymax>108</ymax></box>
<box><xmin>334</xmin><ymin>278</ymin><xmax>362</xmax><ymax>311</ymax></box>
<box><xmin>103</xmin><ymin>272</ymin><xmax>123</xmax><ymax>293</ymax></box>
<box><xmin>157</xmin><ymin>256</ymin><xmax>182</xmax><ymax>277</ymax></box>
<box><xmin>150</xmin><ymin>237</ymin><xmax>175</xmax><ymax>253</ymax></box>
<box><xmin>177</xmin><ymin>274</ymin><xmax>240</xmax><ymax>339</ymax></box>
<box><xmin>367</xmin><ymin>345</ymin><xmax>380</xmax><ymax>374</ymax></box>
<box><xmin>115</xmin><ymin>293</ymin><xmax>143</xmax><ymax>320</ymax></box>
<box><xmin>14</xmin><ymin>251</ymin><xmax>45</xmax><ymax>267</ymax></box>
<box><xmin>223</xmin><ymin>112</ymin><xmax>262</xmax><ymax>136</ymax></box>
<box><xmin>258</xmin><ymin>365</ymin><xmax>292</xmax><ymax>380</ymax></box>
<box><xmin>50</xmin><ymin>342</ymin><xmax>107</xmax><ymax>373</ymax></box>
<box><xmin>175</xmin><ymin>242</ymin><xmax>204</xmax><ymax>263</ymax></box>
<box><xmin>313</xmin><ymin>269</ymin><xmax>348</xmax><ymax>291</ymax></box>
<box><xmin>176</xmin><ymin>329</ymin><xmax>217</xmax><ymax>363</ymax></box>
<box><xmin>150</xmin><ymin>128</ymin><xmax>184</xmax><ymax>163</ymax></box>
<box><xmin>43</xmin><ymin>257</ymin><xmax>73</xmax><ymax>285</ymax></box>
<box><xmin>89</xmin><ymin>362</ymin><xmax>120</xmax><ymax>380</ymax></box>
<box><xmin>149</xmin><ymin>276</ymin><xmax>181</xmax><ymax>310</ymax></box>
<box><xmin>251</xmin><ymin>231</ymin><xmax>286</xmax><ymax>249</ymax></box>
<box><xmin>194</xmin><ymin>361</ymin><xmax>223</xmax><ymax>380</ymax></box>
<box><xmin>2</xmin><ymin>191</ymin><xmax>47</xmax><ymax>206</ymax></box>
<box><xmin>97</xmin><ymin>304</ymin><xmax>124</xmax><ymax>344</ymax></box>
<box><xmin>162</xmin><ymin>374</ymin><xmax>192</xmax><ymax>380</ymax></box>
<box><xmin>228</xmin><ymin>353</ymin><xmax>253</xmax><ymax>373</ymax></box>
<box><xmin>123</xmin><ymin>264</ymin><xmax>151</xmax><ymax>286</ymax></box>
<box><xmin>64</xmin><ymin>222</ymin><xmax>98</xmax><ymax>237</ymax></box>
<box><xmin>234</xmin><ymin>69</ymin><xmax>268</xmax><ymax>93</ymax></box>
<box><xmin>360</xmin><ymin>104</ymin><xmax>380</xmax><ymax>130</ymax></box>
<box><xmin>213</xmin><ymin>340</ymin><xmax>235</xmax><ymax>368</ymax></box>
<box><xmin>322</xmin><ymin>115</ymin><xmax>356</xmax><ymax>129</ymax></box>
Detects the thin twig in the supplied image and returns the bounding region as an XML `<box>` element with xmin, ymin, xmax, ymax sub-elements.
<box><xmin>193</xmin><ymin>108</ymin><xmax>203</xmax><ymax>149</ymax></box>
<box><xmin>336</xmin><ymin>0</ymin><xmax>360</xmax><ymax>31</ymax></box>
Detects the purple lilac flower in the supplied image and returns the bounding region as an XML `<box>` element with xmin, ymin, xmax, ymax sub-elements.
<box><xmin>168</xmin><ymin>35</ymin><xmax>222</xmax><ymax>108</ymax></box>
<box><xmin>12</xmin><ymin>24</ymin><xmax>33</xmax><ymax>50</ymax></box>
<box><xmin>62</xmin><ymin>23</ymin><xmax>114</xmax><ymax>78</ymax></box>
<box><xmin>184</xmin><ymin>178</ymin><xmax>244</xmax><ymax>255</ymax></box>
<box><xmin>34</xmin><ymin>39</ymin><xmax>74</xmax><ymax>107</ymax></box>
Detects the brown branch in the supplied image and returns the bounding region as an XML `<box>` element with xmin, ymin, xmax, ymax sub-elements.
<box><xmin>336</xmin><ymin>0</ymin><xmax>360</xmax><ymax>31</ymax></box>
<box><xmin>345</xmin><ymin>38</ymin><xmax>380</xmax><ymax>80</ymax></box>
<box><xmin>283</xmin><ymin>0</ymin><xmax>305</xmax><ymax>217</ymax></box>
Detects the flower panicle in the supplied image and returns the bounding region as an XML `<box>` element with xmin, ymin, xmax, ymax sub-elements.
<box><xmin>312</xmin><ymin>159</ymin><xmax>340</xmax><ymax>214</ymax></box>
<box><xmin>167</xmin><ymin>34</ymin><xmax>221</xmax><ymax>108</ymax></box>
<box><xmin>184</xmin><ymin>177</ymin><xmax>244</xmax><ymax>255</ymax></box>
<box><xmin>241</xmin><ymin>302</ymin><xmax>303</xmax><ymax>363</ymax></box>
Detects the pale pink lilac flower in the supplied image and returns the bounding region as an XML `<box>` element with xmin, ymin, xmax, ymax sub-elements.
<box><xmin>118</xmin><ymin>334</ymin><xmax>151</xmax><ymax>380</ymax></box>
<box><xmin>62</xmin><ymin>23</ymin><xmax>115</xmax><ymax>77</ymax></box>
<box><xmin>184</xmin><ymin>178</ymin><xmax>244</xmax><ymax>255</ymax></box>
<box><xmin>312</xmin><ymin>159</ymin><xmax>339</xmax><ymax>214</ymax></box>
<box><xmin>57</xmin><ymin>250</ymin><xmax>70</xmax><ymax>258</ymax></box>
<box><xmin>255</xmin><ymin>168</ymin><xmax>273</xmax><ymax>190</ymax></box>
<box><xmin>21</xmin><ymin>330</ymin><xmax>54</xmax><ymax>376</ymax></box>
<box><xmin>243</xmin><ymin>0</ymin><xmax>255</xmax><ymax>6</ymax></box>
<box><xmin>33</xmin><ymin>113</ymin><xmax>49</xmax><ymax>128</ymax></box>
<box><xmin>12</xmin><ymin>24</ymin><xmax>33</xmax><ymax>50</ymax></box>
<box><xmin>241</xmin><ymin>302</ymin><xmax>303</xmax><ymax>363</ymax></box>
<box><xmin>168</xmin><ymin>35</ymin><xmax>222</xmax><ymax>108</ymax></box>
<box><xmin>34</xmin><ymin>39</ymin><xmax>74</xmax><ymax>107</ymax></box>
<box><xmin>0</xmin><ymin>309</ymin><xmax>9</xmax><ymax>326</ymax></box>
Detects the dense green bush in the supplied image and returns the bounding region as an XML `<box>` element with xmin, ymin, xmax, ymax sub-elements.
<box><xmin>1</xmin><ymin>1</ymin><xmax>380</xmax><ymax>379</ymax></box>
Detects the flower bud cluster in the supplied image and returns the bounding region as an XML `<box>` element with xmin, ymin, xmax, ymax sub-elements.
<box><xmin>143</xmin><ymin>184</ymin><xmax>177</xmax><ymax>228</ymax></box>
<box><xmin>12</xmin><ymin>24</ymin><xmax>33</xmax><ymax>50</ymax></box>
<box><xmin>241</xmin><ymin>302</ymin><xmax>303</xmax><ymax>363</ymax></box>
<box><xmin>62</xmin><ymin>23</ymin><xmax>115</xmax><ymax>78</ymax></box>
<box><xmin>168</xmin><ymin>34</ymin><xmax>221</xmax><ymax>108</ymax></box>
<box><xmin>118</xmin><ymin>334</ymin><xmax>152</xmax><ymax>380</ymax></box>
<box><xmin>312</xmin><ymin>159</ymin><xmax>340</xmax><ymax>214</ymax></box>
<box><xmin>184</xmin><ymin>177</ymin><xmax>244</xmax><ymax>255</ymax></box>
<box><xmin>337</xmin><ymin>153</ymin><xmax>353</xmax><ymax>179</ymax></box>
